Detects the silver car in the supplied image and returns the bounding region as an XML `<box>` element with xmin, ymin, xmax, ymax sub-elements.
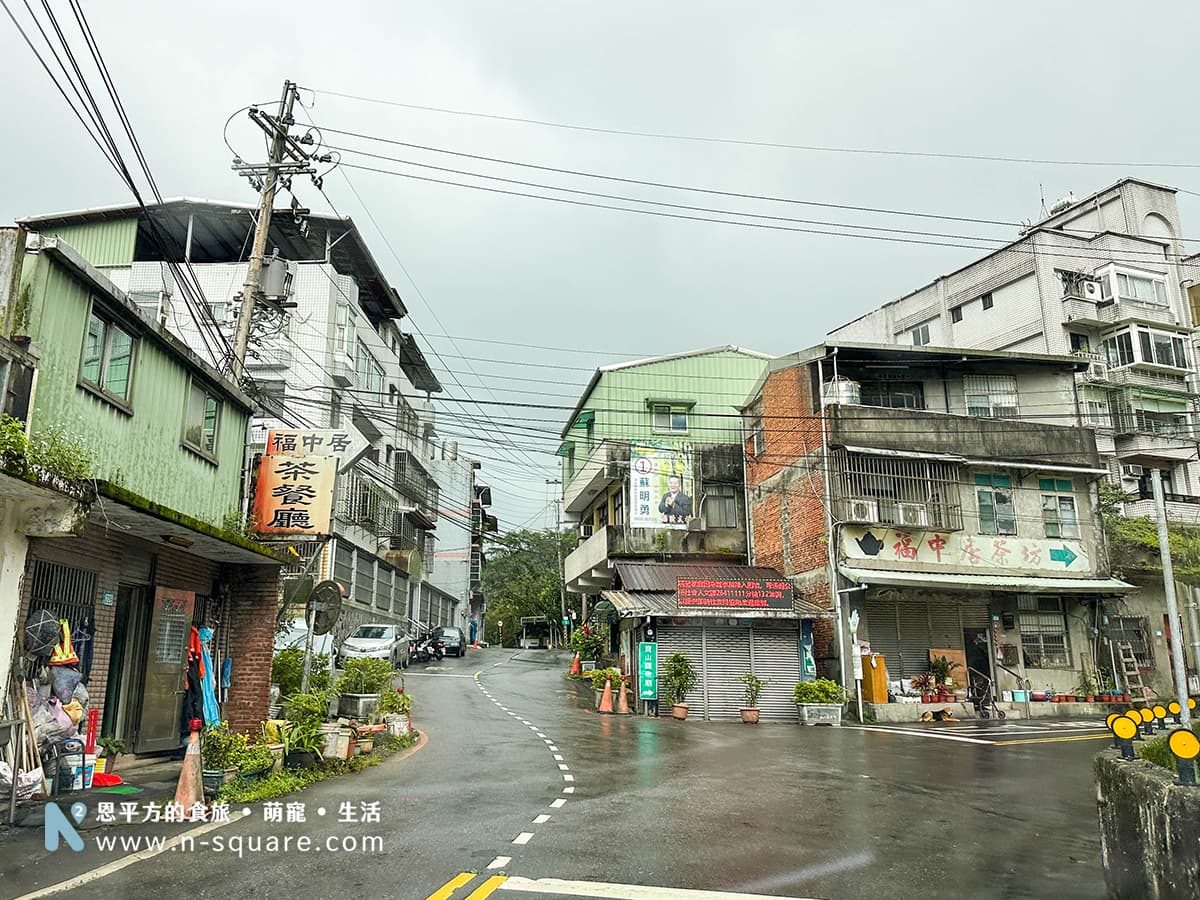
<box><xmin>275</xmin><ymin>618</ymin><xmax>338</xmax><ymax>667</ymax></box>
<box><xmin>338</xmin><ymin>623</ymin><xmax>410</xmax><ymax>669</ymax></box>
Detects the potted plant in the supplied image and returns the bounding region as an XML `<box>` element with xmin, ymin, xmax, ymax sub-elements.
<box><xmin>588</xmin><ymin>667</ymin><xmax>622</xmax><ymax>709</ymax></box>
<box><xmin>1076</xmin><ymin>670</ymin><xmax>1098</xmax><ymax>704</ymax></box>
<box><xmin>280</xmin><ymin>719</ymin><xmax>324</xmax><ymax>769</ymax></box>
<box><xmin>569</xmin><ymin>625</ymin><xmax>607</xmax><ymax>669</ymax></box>
<box><xmin>737</xmin><ymin>673</ymin><xmax>767</xmax><ymax>724</ymax></box>
<box><xmin>201</xmin><ymin>722</ymin><xmax>247</xmax><ymax>794</ymax></box>
<box><xmin>928</xmin><ymin>655</ymin><xmax>960</xmax><ymax>701</ymax></box>
<box><xmin>96</xmin><ymin>736</ymin><xmax>125</xmax><ymax>775</ymax></box>
<box><xmin>234</xmin><ymin>742</ymin><xmax>276</xmax><ymax>783</ymax></box>
<box><xmin>663</xmin><ymin>652</ymin><xmax>698</xmax><ymax>720</ymax></box>
<box><xmin>379</xmin><ymin>689</ymin><xmax>413</xmax><ymax>736</ymax></box>
<box><xmin>793</xmin><ymin>678</ymin><xmax>845</xmax><ymax>726</ymax></box>
<box><xmin>336</xmin><ymin>658</ymin><xmax>391</xmax><ymax>718</ymax></box>
<box><xmin>911</xmin><ymin>673</ymin><xmax>936</xmax><ymax>704</ymax></box>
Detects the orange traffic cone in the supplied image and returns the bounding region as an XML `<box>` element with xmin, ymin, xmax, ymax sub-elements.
<box><xmin>616</xmin><ymin>676</ymin><xmax>630</xmax><ymax>715</ymax></box>
<box><xmin>569</xmin><ymin>653</ymin><xmax>581</xmax><ymax>676</ymax></box>
<box><xmin>174</xmin><ymin>718</ymin><xmax>205</xmax><ymax>818</ymax></box>
<box><xmin>599</xmin><ymin>675</ymin><xmax>614</xmax><ymax>713</ymax></box>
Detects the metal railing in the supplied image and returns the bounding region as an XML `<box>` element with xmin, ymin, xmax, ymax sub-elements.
<box><xmin>829</xmin><ymin>450</ymin><xmax>964</xmax><ymax>531</ymax></box>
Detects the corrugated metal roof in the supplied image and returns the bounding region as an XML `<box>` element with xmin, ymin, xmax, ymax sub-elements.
<box><xmin>614</xmin><ymin>561</ymin><xmax>784</xmax><ymax>592</ymax></box>
<box><xmin>839</xmin><ymin>566</ymin><xmax>1132</xmax><ymax>595</ymax></box>
<box><xmin>601</xmin><ymin>590</ymin><xmax>679</xmax><ymax>617</ymax></box>
<box><xmin>601</xmin><ymin>589</ymin><xmax>832</xmax><ymax>620</ymax></box>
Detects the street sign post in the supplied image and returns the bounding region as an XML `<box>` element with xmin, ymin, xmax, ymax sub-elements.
<box><xmin>638</xmin><ymin>642</ymin><xmax>657</xmax><ymax>702</ymax></box>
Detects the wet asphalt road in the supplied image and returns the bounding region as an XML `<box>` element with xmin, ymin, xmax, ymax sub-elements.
<box><xmin>2</xmin><ymin>647</ymin><xmax>1108</xmax><ymax>899</ymax></box>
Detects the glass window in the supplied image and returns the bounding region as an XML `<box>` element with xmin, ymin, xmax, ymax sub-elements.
<box><xmin>1103</xmin><ymin>331</ymin><xmax>1135</xmax><ymax>368</ymax></box>
<box><xmin>80</xmin><ymin>308</ymin><xmax>135</xmax><ymax>402</ymax></box>
<box><xmin>981</xmin><ymin>292</ymin><xmax>994</xmax><ymax>310</ymax></box>
<box><xmin>860</xmin><ymin>381</ymin><xmax>926</xmax><ymax>409</ymax></box>
<box><xmin>1134</xmin><ymin>329</ymin><xmax>1190</xmax><ymax>368</ymax></box>
<box><xmin>183</xmin><ymin>381</ymin><xmax>221</xmax><ymax>456</ymax></box>
<box><xmin>964</xmin><ymin>375</ymin><xmax>1019</xmax><ymax>418</ymax></box>
<box><xmin>652</xmin><ymin>404</ymin><xmax>688</xmax><ymax>433</ymax></box>
<box><xmin>975</xmin><ymin>473</ymin><xmax>1016</xmax><ymax>535</ymax></box>
<box><xmin>335</xmin><ymin>303</ymin><xmax>358</xmax><ymax>355</ymax></box>
<box><xmin>1039</xmin><ymin>478</ymin><xmax>1079</xmax><ymax>539</ymax></box>
<box><xmin>1079</xmin><ymin>388</ymin><xmax>1111</xmax><ymax>429</ymax></box>
<box><xmin>705</xmin><ymin>484</ymin><xmax>739</xmax><ymax>528</ymax></box>
<box><xmin>1018</xmin><ymin>595</ymin><xmax>1071</xmax><ymax>668</ymax></box>
<box><xmin>911</xmin><ymin>323</ymin><xmax>931</xmax><ymax>346</ymax></box>
<box><xmin>951</xmin><ymin>306</ymin><xmax>963</xmax><ymax>323</ymax></box>
<box><xmin>1117</xmin><ymin>272</ymin><xmax>1168</xmax><ymax>306</ymax></box>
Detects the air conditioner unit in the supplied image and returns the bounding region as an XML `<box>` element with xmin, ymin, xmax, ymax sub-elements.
<box><xmin>687</xmin><ymin>516</ymin><xmax>707</xmax><ymax>533</ymax></box>
<box><xmin>1081</xmin><ymin>280</ymin><xmax>1102</xmax><ymax>301</ymax></box>
<box><xmin>579</xmin><ymin>523</ymin><xmax>594</xmax><ymax>539</ymax></box>
<box><xmin>844</xmin><ymin>498</ymin><xmax>879</xmax><ymax>524</ymax></box>
<box><xmin>1064</xmin><ymin>277</ymin><xmax>1102</xmax><ymax>302</ymax></box>
<box><xmin>1121</xmin><ymin>464</ymin><xmax>1144</xmax><ymax>477</ymax></box>
<box><xmin>895</xmin><ymin>502</ymin><xmax>929</xmax><ymax>528</ymax></box>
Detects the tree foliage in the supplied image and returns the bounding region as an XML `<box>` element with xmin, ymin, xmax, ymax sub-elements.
<box><xmin>481</xmin><ymin>528</ymin><xmax>576</xmax><ymax>647</ymax></box>
<box><xmin>1100</xmin><ymin>481</ymin><xmax>1200</xmax><ymax>584</ymax></box>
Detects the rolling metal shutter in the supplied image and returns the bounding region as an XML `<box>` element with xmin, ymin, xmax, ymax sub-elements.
<box><xmin>864</xmin><ymin>598</ymin><xmax>901</xmax><ymax>681</ymax></box>
<box><xmin>703</xmin><ymin>626</ymin><xmax>751</xmax><ymax>720</ymax></box>
<box><xmin>750</xmin><ymin>621</ymin><xmax>802</xmax><ymax>721</ymax></box>
<box><xmin>655</xmin><ymin>624</ymin><xmax>703</xmax><ymax>709</ymax></box>
<box><xmin>897</xmin><ymin>601</ymin><xmax>932</xmax><ymax>676</ymax></box>
<box><xmin>928</xmin><ymin>600</ymin><xmax>961</xmax><ymax>650</ymax></box>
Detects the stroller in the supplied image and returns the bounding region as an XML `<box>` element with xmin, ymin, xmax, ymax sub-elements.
<box><xmin>967</xmin><ymin>666</ymin><xmax>1006</xmax><ymax>719</ymax></box>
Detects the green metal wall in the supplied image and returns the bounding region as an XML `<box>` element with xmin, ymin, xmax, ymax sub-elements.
<box><xmin>22</xmin><ymin>250</ymin><xmax>247</xmax><ymax>527</ymax></box>
<box><xmin>42</xmin><ymin>219</ymin><xmax>138</xmax><ymax>270</ymax></box>
<box><xmin>562</xmin><ymin>349</ymin><xmax>767</xmax><ymax>480</ymax></box>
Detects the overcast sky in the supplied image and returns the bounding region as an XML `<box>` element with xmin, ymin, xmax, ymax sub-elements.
<box><xmin>3</xmin><ymin>1</ymin><xmax>1199</xmax><ymax>529</ymax></box>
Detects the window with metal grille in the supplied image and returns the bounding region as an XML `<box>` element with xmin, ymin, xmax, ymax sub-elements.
<box><xmin>333</xmin><ymin>542</ymin><xmax>354</xmax><ymax>596</ymax></box>
<box><xmin>704</xmin><ymin>484</ymin><xmax>739</xmax><ymax>528</ymax></box>
<box><xmin>1018</xmin><ymin>595</ymin><xmax>1071</xmax><ymax>668</ymax></box>
<box><xmin>964</xmin><ymin>375</ymin><xmax>1019</xmax><ymax>418</ymax></box>
<box><xmin>831</xmin><ymin>450</ymin><xmax>963</xmax><ymax>531</ymax></box>
<box><xmin>28</xmin><ymin>560</ymin><xmax>98</xmax><ymax>636</ymax></box>
<box><xmin>859</xmin><ymin>381</ymin><xmax>926</xmax><ymax>409</ymax></box>
<box><xmin>355</xmin><ymin>554</ymin><xmax>375</xmax><ymax>606</ymax></box>
<box><xmin>1107</xmin><ymin>616</ymin><xmax>1153</xmax><ymax>668</ymax></box>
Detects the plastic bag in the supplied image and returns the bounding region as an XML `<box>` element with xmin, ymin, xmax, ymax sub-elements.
<box><xmin>72</xmin><ymin>681</ymin><xmax>89</xmax><ymax>709</ymax></box>
<box><xmin>51</xmin><ymin>666</ymin><xmax>83</xmax><ymax>703</ymax></box>
<box><xmin>62</xmin><ymin>699</ymin><xmax>84</xmax><ymax>725</ymax></box>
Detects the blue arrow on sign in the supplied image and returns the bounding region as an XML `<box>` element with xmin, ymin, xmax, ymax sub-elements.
<box><xmin>1049</xmin><ymin>545</ymin><xmax>1078</xmax><ymax>567</ymax></box>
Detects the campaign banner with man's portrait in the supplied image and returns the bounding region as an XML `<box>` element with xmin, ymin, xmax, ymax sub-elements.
<box><xmin>629</xmin><ymin>444</ymin><xmax>694</xmax><ymax>530</ymax></box>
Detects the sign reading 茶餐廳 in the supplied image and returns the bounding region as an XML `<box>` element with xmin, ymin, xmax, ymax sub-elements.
<box><xmin>675</xmin><ymin>577</ymin><xmax>794</xmax><ymax>610</ymax></box>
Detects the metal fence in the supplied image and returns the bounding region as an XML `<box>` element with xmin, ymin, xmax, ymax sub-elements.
<box><xmin>829</xmin><ymin>449</ymin><xmax>963</xmax><ymax>531</ymax></box>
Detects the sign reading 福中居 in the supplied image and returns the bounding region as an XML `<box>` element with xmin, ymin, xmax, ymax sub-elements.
<box><xmin>675</xmin><ymin>577</ymin><xmax>794</xmax><ymax>610</ymax></box>
<box><xmin>265</xmin><ymin>428</ymin><xmax>368</xmax><ymax>472</ymax></box>
<box><xmin>253</xmin><ymin>455</ymin><xmax>336</xmax><ymax>536</ymax></box>
<box><xmin>841</xmin><ymin>526</ymin><xmax>1091</xmax><ymax>574</ymax></box>
<box><xmin>629</xmin><ymin>443</ymin><xmax>694</xmax><ymax>531</ymax></box>
<box><xmin>638</xmin><ymin>641</ymin><xmax>657</xmax><ymax>700</ymax></box>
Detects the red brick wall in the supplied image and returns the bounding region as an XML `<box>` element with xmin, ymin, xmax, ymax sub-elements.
<box><xmin>745</xmin><ymin>365</ymin><xmax>823</xmax><ymax>489</ymax></box>
<box><xmin>220</xmin><ymin>564</ymin><xmax>280</xmax><ymax>734</ymax></box>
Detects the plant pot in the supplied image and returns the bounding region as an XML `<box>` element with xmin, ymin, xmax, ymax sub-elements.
<box><xmin>284</xmin><ymin>750</ymin><xmax>316</xmax><ymax>769</ymax></box>
<box><xmin>1123</xmin><ymin>693</ymin><xmax>1132</xmax><ymax>703</ymax></box>
<box><xmin>223</xmin><ymin>766</ymin><xmax>238</xmax><ymax>784</ymax></box>
<box><xmin>740</xmin><ymin>707</ymin><xmax>760</xmax><ymax>725</ymax></box>
<box><xmin>921</xmin><ymin>694</ymin><xmax>936</xmax><ymax>704</ymax></box>
<box><xmin>338</xmin><ymin>693</ymin><xmax>380</xmax><ymax>719</ymax></box>
<box><xmin>357</xmin><ymin>738</ymin><xmax>374</xmax><ymax>754</ymax></box>
<box><xmin>797</xmin><ymin>703</ymin><xmax>843</xmax><ymax>726</ymax></box>
<box><xmin>594</xmin><ymin>691</ymin><xmax>603</xmax><ymax>708</ymax></box>
<box><xmin>671</xmin><ymin>703</ymin><xmax>689</xmax><ymax>720</ymax></box>
<box><xmin>1085</xmin><ymin>696</ymin><xmax>1095</xmax><ymax>703</ymax></box>
<box><xmin>266</xmin><ymin>742</ymin><xmax>285</xmax><ymax>773</ymax></box>
<box><xmin>202</xmin><ymin>769</ymin><xmax>225</xmax><ymax>795</ymax></box>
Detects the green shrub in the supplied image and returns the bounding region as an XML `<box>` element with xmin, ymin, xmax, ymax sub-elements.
<box><xmin>663</xmin><ymin>652</ymin><xmax>697</xmax><ymax>706</ymax></box>
<box><xmin>793</xmin><ymin>679</ymin><xmax>846</xmax><ymax>705</ymax></box>
<box><xmin>271</xmin><ymin>648</ymin><xmax>330</xmax><ymax>697</ymax></box>
<box><xmin>569</xmin><ymin>625</ymin><xmax>607</xmax><ymax>661</ymax></box>
<box><xmin>588</xmin><ymin>667</ymin><xmax>623</xmax><ymax>691</ymax></box>
<box><xmin>378</xmin><ymin>690</ymin><xmax>412</xmax><ymax>716</ymax></box>
<box><xmin>202</xmin><ymin>723</ymin><xmax>247</xmax><ymax>770</ymax></box>
<box><xmin>738</xmin><ymin>673</ymin><xmax>767</xmax><ymax>707</ymax></box>
<box><xmin>284</xmin><ymin>689</ymin><xmax>332</xmax><ymax>727</ymax></box>
<box><xmin>1138</xmin><ymin>725</ymin><xmax>1199</xmax><ymax>771</ymax></box>
<box><xmin>336</xmin><ymin>658</ymin><xmax>393</xmax><ymax>695</ymax></box>
<box><xmin>235</xmin><ymin>742</ymin><xmax>276</xmax><ymax>773</ymax></box>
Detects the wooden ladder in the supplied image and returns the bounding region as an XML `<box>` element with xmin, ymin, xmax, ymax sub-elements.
<box><xmin>1117</xmin><ymin>641</ymin><xmax>1147</xmax><ymax>700</ymax></box>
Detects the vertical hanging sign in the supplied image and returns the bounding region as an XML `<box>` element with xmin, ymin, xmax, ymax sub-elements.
<box><xmin>253</xmin><ymin>455</ymin><xmax>336</xmax><ymax>536</ymax></box>
<box><xmin>638</xmin><ymin>641</ymin><xmax>658</xmax><ymax>701</ymax></box>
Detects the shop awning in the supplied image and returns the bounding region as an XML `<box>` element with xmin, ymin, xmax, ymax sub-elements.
<box><xmin>601</xmin><ymin>590</ymin><xmax>680</xmax><ymax>617</ymax></box>
<box><xmin>600</xmin><ymin>590</ymin><xmax>834</xmax><ymax>619</ymax></box>
<box><xmin>838</xmin><ymin>565</ymin><xmax>1132</xmax><ymax>595</ymax></box>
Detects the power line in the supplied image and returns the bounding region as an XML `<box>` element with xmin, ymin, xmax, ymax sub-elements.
<box><xmin>310</xmin><ymin>87</ymin><xmax>1200</xmax><ymax>171</ymax></box>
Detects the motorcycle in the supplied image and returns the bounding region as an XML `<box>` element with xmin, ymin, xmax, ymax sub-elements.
<box><xmin>413</xmin><ymin>635</ymin><xmax>445</xmax><ymax>662</ymax></box>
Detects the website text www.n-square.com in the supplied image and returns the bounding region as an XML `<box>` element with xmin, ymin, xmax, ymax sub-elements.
<box><xmin>93</xmin><ymin>832</ymin><xmax>385</xmax><ymax>859</ymax></box>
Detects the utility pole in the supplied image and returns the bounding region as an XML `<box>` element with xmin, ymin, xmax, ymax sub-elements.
<box><xmin>547</xmin><ymin>478</ymin><xmax>566</xmax><ymax>647</ymax></box>
<box><xmin>1150</xmin><ymin>468</ymin><xmax>1192</xmax><ymax>727</ymax></box>
<box><xmin>231</xmin><ymin>79</ymin><xmax>317</xmax><ymax>381</ymax></box>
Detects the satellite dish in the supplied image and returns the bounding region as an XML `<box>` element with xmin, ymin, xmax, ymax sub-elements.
<box><xmin>306</xmin><ymin>580</ymin><xmax>345</xmax><ymax>636</ymax></box>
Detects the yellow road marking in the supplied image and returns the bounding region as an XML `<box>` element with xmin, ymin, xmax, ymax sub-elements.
<box><xmin>464</xmin><ymin>876</ymin><xmax>508</xmax><ymax>899</ymax></box>
<box><xmin>992</xmin><ymin>733</ymin><xmax>1113</xmax><ymax>746</ymax></box>
<box><xmin>427</xmin><ymin>872</ymin><xmax>476</xmax><ymax>900</ymax></box>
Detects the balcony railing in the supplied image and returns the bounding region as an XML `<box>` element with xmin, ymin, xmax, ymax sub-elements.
<box><xmin>1136</xmin><ymin>488</ymin><xmax>1200</xmax><ymax>505</ymax></box>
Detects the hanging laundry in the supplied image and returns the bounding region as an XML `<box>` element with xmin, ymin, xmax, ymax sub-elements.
<box><xmin>73</xmin><ymin>617</ymin><xmax>95</xmax><ymax>681</ymax></box>
<box><xmin>179</xmin><ymin>627</ymin><xmax>204</xmax><ymax>741</ymax></box>
<box><xmin>197</xmin><ymin>627</ymin><xmax>220</xmax><ymax>728</ymax></box>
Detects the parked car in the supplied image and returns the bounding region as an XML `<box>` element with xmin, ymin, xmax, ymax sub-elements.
<box><xmin>274</xmin><ymin>618</ymin><xmax>338</xmax><ymax>666</ymax></box>
<box><xmin>432</xmin><ymin>625</ymin><xmax>467</xmax><ymax>658</ymax></box>
<box><xmin>339</xmin><ymin>623</ymin><xmax>410</xmax><ymax>669</ymax></box>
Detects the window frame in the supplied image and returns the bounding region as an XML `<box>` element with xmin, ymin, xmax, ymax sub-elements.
<box><xmin>964</xmin><ymin>374</ymin><xmax>1019</xmax><ymax>419</ymax></box>
<box><xmin>975</xmin><ymin>472</ymin><xmax>1016</xmax><ymax>536</ymax></box>
<box><xmin>335</xmin><ymin>302</ymin><xmax>358</xmax><ymax>357</ymax></box>
<box><xmin>704</xmin><ymin>483</ymin><xmax>739</xmax><ymax>528</ymax></box>
<box><xmin>911</xmin><ymin>322</ymin><xmax>931</xmax><ymax>346</ymax></box>
<box><xmin>1018</xmin><ymin>595</ymin><xmax>1072</xmax><ymax>669</ymax></box>
<box><xmin>652</xmin><ymin>403</ymin><xmax>689</xmax><ymax>434</ymax></box>
<box><xmin>950</xmin><ymin>306</ymin><xmax>963</xmax><ymax>324</ymax></box>
<box><xmin>1039</xmin><ymin>478</ymin><xmax>1079</xmax><ymax>539</ymax></box>
<box><xmin>182</xmin><ymin>378</ymin><xmax>222</xmax><ymax>462</ymax></box>
<box><xmin>78</xmin><ymin>301</ymin><xmax>137</xmax><ymax>411</ymax></box>
<box><xmin>980</xmin><ymin>292</ymin><xmax>994</xmax><ymax>310</ymax></box>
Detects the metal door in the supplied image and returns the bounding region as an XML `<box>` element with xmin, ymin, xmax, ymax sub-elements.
<box><xmin>750</xmin><ymin>621</ymin><xmax>802</xmax><ymax>721</ymax></box>
<box><xmin>897</xmin><ymin>599</ymin><xmax>932</xmax><ymax>676</ymax></box>
<box><xmin>703</xmin><ymin>627</ymin><xmax>751</xmax><ymax>720</ymax></box>
<box><xmin>655</xmin><ymin>624</ymin><xmax>703</xmax><ymax>710</ymax></box>
<box><xmin>134</xmin><ymin>587</ymin><xmax>195</xmax><ymax>753</ymax></box>
<box><xmin>864</xmin><ymin>597</ymin><xmax>901</xmax><ymax>679</ymax></box>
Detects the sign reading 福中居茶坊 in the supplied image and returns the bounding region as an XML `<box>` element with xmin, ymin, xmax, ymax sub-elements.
<box><xmin>841</xmin><ymin>526</ymin><xmax>1091</xmax><ymax>574</ymax></box>
<box><xmin>675</xmin><ymin>577</ymin><xmax>794</xmax><ymax>610</ymax></box>
<box><xmin>638</xmin><ymin>642</ymin><xmax>657</xmax><ymax>700</ymax></box>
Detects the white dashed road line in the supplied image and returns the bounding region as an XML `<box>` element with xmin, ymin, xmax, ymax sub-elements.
<box><xmin>488</xmin><ymin>856</ymin><xmax>511</xmax><ymax>870</ymax></box>
<box><xmin>533</xmin><ymin>814</ymin><xmax>551</xmax><ymax>824</ymax></box>
<box><xmin>551</xmin><ymin>798</ymin><xmax>566</xmax><ymax>809</ymax></box>
<box><xmin>513</xmin><ymin>832</ymin><xmax>534</xmax><ymax>845</ymax></box>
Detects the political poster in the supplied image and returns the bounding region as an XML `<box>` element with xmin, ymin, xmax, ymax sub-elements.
<box><xmin>629</xmin><ymin>444</ymin><xmax>693</xmax><ymax>530</ymax></box>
